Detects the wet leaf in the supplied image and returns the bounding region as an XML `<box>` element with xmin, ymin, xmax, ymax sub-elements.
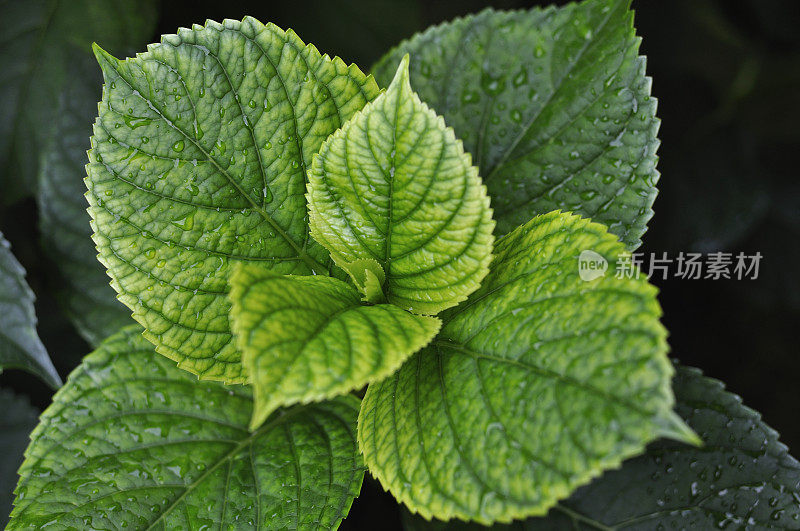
<box><xmin>373</xmin><ymin>0</ymin><xmax>659</xmax><ymax>250</ymax></box>
<box><xmin>308</xmin><ymin>56</ymin><xmax>494</xmax><ymax>315</ymax></box>
<box><xmin>400</xmin><ymin>365</ymin><xmax>800</xmax><ymax>529</ymax></box>
<box><xmin>229</xmin><ymin>264</ymin><xmax>440</xmax><ymax>430</ymax></box>
<box><xmin>8</xmin><ymin>326</ymin><xmax>364</xmax><ymax>529</ymax></box>
<box><xmin>85</xmin><ymin>18</ymin><xmax>380</xmax><ymax>382</ymax></box>
<box><xmin>359</xmin><ymin>211</ymin><xmax>694</xmax><ymax>525</ymax></box>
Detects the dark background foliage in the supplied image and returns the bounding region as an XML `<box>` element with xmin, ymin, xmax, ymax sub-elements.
<box><xmin>1</xmin><ymin>1</ymin><xmax>797</xmax><ymax>528</ymax></box>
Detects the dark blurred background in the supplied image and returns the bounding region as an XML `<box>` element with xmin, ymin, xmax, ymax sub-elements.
<box><xmin>1</xmin><ymin>1</ymin><xmax>798</xmax><ymax>528</ymax></box>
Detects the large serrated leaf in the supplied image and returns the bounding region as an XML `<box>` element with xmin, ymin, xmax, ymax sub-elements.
<box><xmin>372</xmin><ymin>0</ymin><xmax>659</xmax><ymax>250</ymax></box>
<box><xmin>0</xmin><ymin>0</ymin><xmax>158</xmax><ymax>204</ymax></box>
<box><xmin>85</xmin><ymin>18</ymin><xmax>381</xmax><ymax>383</ymax></box>
<box><xmin>527</xmin><ymin>364</ymin><xmax>800</xmax><ymax>529</ymax></box>
<box><xmin>308</xmin><ymin>56</ymin><xmax>494</xmax><ymax>315</ymax></box>
<box><xmin>0</xmin><ymin>389</ymin><xmax>38</xmax><ymax>528</ymax></box>
<box><xmin>400</xmin><ymin>365</ymin><xmax>800</xmax><ymax>529</ymax></box>
<box><xmin>358</xmin><ymin>211</ymin><xmax>695</xmax><ymax>525</ymax></box>
<box><xmin>229</xmin><ymin>264</ymin><xmax>440</xmax><ymax>430</ymax></box>
<box><xmin>0</xmin><ymin>232</ymin><xmax>61</xmax><ymax>388</ymax></box>
<box><xmin>8</xmin><ymin>326</ymin><xmax>364</xmax><ymax>530</ymax></box>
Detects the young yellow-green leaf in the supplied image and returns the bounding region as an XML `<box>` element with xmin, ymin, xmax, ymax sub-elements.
<box><xmin>229</xmin><ymin>264</ymin><xmax>440</xmax><ymax>430</ymax></box>
<box><xmin>86</xmin><ymin>18</ymin><xmax>380</xmax><ymax>383</ymax></box>
<box><xmin>401</xmin><ymin>365</ymin><xmax>800</xmax><ymax>529</ymax></box>
<box><xmin>372</xmin><ymin>0</ymin><xmax>658</xmax><ymax>250</ymax></box>
<box><xmin>0</xmin><ymin>0</ymin><xmax>158</xmax><ymax>204</ymax></box>
<box><xmin>308</xmin><ymin>56</ymin><xmax>494</xmax><ymax>315</ymax></box>
<box><xmin>8</xmin><ymin>326</ymin><xmax>365</xmax><ymax>530</ymax></box>
<box><xmin>358</xmin><ymin>211</ymin><xmax>695</xmax><ymax>525</ymax></box>
<box><xmin>337</xmin><ymin>258</ymin><xmax>387</xmax><ymax>303</ymax></box>
<box><xmin>0</xmin><ymin>232</ymin><xmax>61</xmax><ymax>388</ymax></box>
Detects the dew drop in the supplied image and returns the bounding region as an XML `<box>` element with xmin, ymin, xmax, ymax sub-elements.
<box><xmin>480</xmin><ymin>70</ymin><xmax>506</xmax><ymax>96</ymax></box>
<box><xmin>461</xmin><ymin>90</ymin><xmax>479</xmax><ymax>104</ymax></box>
<box><xmin>124</xmin><ymin>116</ymin><xmax>151</xmax><ymax>129</ymax></box>
<box><xmin>512</xmin><ymin>69</ymin><xmax>528</xmax><ymax>87</ymax></box>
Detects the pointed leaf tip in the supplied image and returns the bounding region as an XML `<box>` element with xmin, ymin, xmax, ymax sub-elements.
<box><xmin>91</xmin><ymin>43</ymin><xmax>117</xmax><ymax>73</ymax></box>
<box><xmin>91</xmin><ymin>42</ymin><xmax>107</xmax><ymax>60</ymax></box>
<box><xmin>308</xmin><ymin>50</ymin><xmax>494</xmax><ymax>315</ymax></box>
<box><xmin>8</xmin><ymin>327</ymin><xmax>364</xmax><ymax>529</ymax></box>
<box><xmin>229</xmin><ymin>267</ymin><xmax>440</xmax><ymax>430</ymax></box>
<box><xmin>358</xmin><ymin>212</ymin><xmax>681</xmax><ymax>523</ymax></box>
<box><xmin>660</xmin><ymin>409</ymin><xmax>703</xmax><ymax>447</ymax></box>
<box><xmin>389</xmin><ymin>54</ymin><xmax>411</xmax><ymax>89</ymax></box>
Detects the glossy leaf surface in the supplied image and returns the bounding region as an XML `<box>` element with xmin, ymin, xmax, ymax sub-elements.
<box><xmin>0</xmin><ymin>232</ymin><xmax>61</xmax><ymax>388</ymax></box>
<box><xmin>308</xmin><ymin>56</ymin><xmax>494</xmax><ymax>315</ymax></box>
<box><xmin>373</xmin><ymin>0</ymin><xmax>659</xmax><ymax>249</ymax></box>
<box><xmin>85</xmin><ymin>18</ymin><xmax>380</xmax><ymax>382</ymax></box>
<box><xmin>229</xmin><ymin>264</ymin><xmax>440</xmax><ymax>429</ymax></box>
<box><xmin>9</xmin><ymin>327</ymin><xmax>364</xmax><ymax>529</ymax></box>
<box><xmin>359</xmin><ymin>211</ymin><xmax>694</xmax><ymax>524</ymax></box>
<box><xmin>400</xmin><ymin>365</ymin><xmax>800</xmax><ymax>529</ymax></box>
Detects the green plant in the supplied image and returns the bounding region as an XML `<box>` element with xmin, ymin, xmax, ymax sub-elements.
<box><xmin>3</xmin><ymin>0</ymin><xmax>799</xmax><ymax>528</ymax></box>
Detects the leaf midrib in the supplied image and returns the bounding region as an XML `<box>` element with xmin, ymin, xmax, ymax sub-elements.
<box><xmin>143</xmin><ymin>406</ymin><xmax>307</xmax><ymax>530</ymax></box>
<box><xmin>99</xmin><ymin>50</ymin><xmax>327</xmax><ymax>274</ymax></box>
<box><xmin>483</xmin><ymin>1</ymin><xmax>620</xmax><ymax>182</ymax></box>
<box><xmin>431</xmin><ymin>339</ymin><xmax>654</xmax><ymax>419</ymax></box>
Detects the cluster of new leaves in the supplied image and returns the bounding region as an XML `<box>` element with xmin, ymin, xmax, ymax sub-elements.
<box><xmin>75</xmin><ymin>5</ymin><xmax>694</xmax><ymax>524</ymax></box>
<box><xmin>6</xmin><ymin>0</ymin><xmax>800</xmax><ymax>528</ymax></box>
<box><xmin>229</xmin><ymin>55</ymin><xmax>494</xmax><ymax>429</ymax></box>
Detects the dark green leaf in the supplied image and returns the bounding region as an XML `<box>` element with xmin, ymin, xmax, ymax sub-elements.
<box><xmin>0</xmin><ymin>389</ymin><xmax>38</xmax><ymax>528</ymax></box>
<box><xmin>9</xmin><ymin>326</ymin><xmax>365</xmax><ymax>529</ymax></box>
<box><xmin>0</xmin><ymin>0</ymin><xmax>158</xmax><ymax>203</ymax></box>
<box><xmin>400</xmin><ymin>365</ymin><xmax>800</xmax><ymax>529</ymax></box>
<box><xmin>0</xmin><ymin>232</ymin><xmax>61</xmax><ymax>388</ymax></box>
<box><xmin>37</xmin><ymin>54</ymin><xmax>132</xmax><ymax>346</ymax></box>
<box><xmin>373</xmin><ymin>0</ymin><xmax>659</xmax><ymax>250</ymax></box>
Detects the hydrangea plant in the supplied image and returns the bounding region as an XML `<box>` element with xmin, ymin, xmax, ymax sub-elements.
<box><xmin>4</xmin><ymin>0</ymin><xmax>799</xmax><ymax>529</ymax></box>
